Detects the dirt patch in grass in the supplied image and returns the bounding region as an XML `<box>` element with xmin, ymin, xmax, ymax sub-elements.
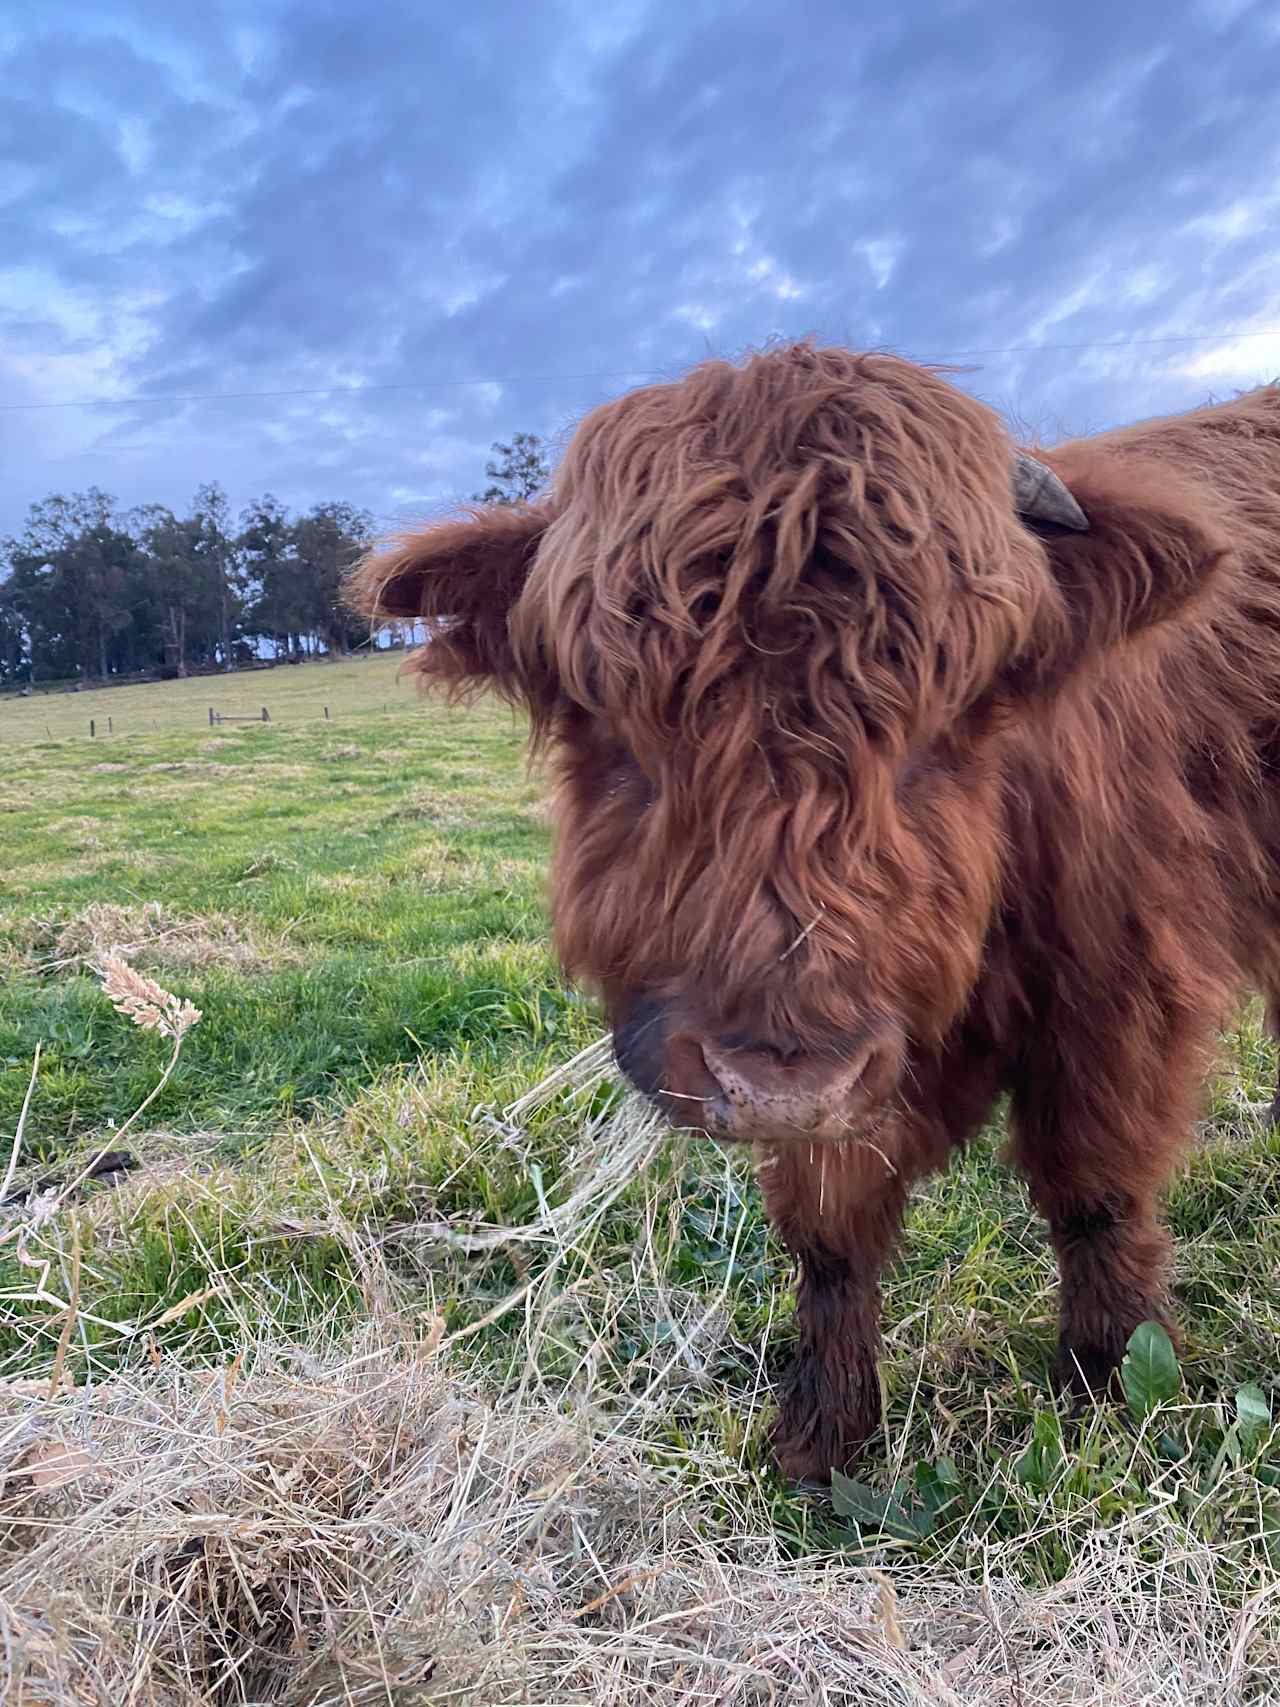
<box><xmin>17</xmin><ymin>902</ymin><xmax>299</xmax><ymax>976</ymax></box>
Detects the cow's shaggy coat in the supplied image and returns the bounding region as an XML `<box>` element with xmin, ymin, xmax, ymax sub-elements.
<box><xmin>349</xmin><ymin>345</ymin><xmax>1280</xmax><ymax>1480</ymax></box>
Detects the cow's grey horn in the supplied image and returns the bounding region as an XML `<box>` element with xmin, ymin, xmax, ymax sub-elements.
<box><xmin>1012</xmin><ymin>452</ymin><xmax>1088</xmax><ymax>531</ymax></box>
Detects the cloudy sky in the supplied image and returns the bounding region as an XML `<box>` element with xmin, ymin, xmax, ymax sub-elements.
<box><xmin>3</xmin><ymin>0</ymin><xmax>1279</xmax><ymax>539</ymax></box>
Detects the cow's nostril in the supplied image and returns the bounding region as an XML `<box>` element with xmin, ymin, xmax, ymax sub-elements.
<box><xmin>849</xmin><ymin>1029</ymin><xmax>902</xmax><ymax>1104</ymax></box>
<box><xmin>716</xmin><ymin>1034</ymin><xmax>806</xmax><ymax>1068</ymax></box>
<box><xmin>661</xmin><ymin>1032</ymin><xmax>723</xmax><ymax>1105</ymax></box>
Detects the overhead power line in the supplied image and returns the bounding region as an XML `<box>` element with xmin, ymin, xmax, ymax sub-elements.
<box><xmin>2</xmin><ymin>327</ymin><xmax>1278</xmax><ymax>415</ymax></box>
<box><xmin>920</xmin><ymin>328</ymin><xmax>1280</xmax><ymax>359</ymax></box>
<box><xmin>0</xmin><ymin>369</ymin><xmax>668</xmax><ymax>414</ymax></box>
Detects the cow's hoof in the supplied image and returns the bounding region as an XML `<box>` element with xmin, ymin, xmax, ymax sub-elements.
<box><xmin>1052</xmin><ymin>1339</ymin><xmax>1124</xmax><ymax>1404</ymax></box>
<box><xmin>770</xmin><ymin>1412</ymin><xmax>873</xmax><ymax>1485</ymax></box>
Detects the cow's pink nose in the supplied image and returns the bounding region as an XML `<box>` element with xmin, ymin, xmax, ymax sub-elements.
<box><xmin>695</xmin><ymin>1026</ymin><xmax>903</xmax><ymax>1143</ymax></box>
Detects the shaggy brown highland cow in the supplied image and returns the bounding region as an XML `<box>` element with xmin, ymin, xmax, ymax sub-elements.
<box><xmin>348</xmin><ymin>343</ymin><xmax>1280</xmax><ymax>1481</ymax></box>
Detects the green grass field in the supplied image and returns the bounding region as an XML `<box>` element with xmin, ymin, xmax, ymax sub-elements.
<box><xmin>4</xmin><ymin>657</ymin><xmax>1280</xmax><ymax>1697</ymax></box>
<box><xmin>1</xmin><ymin>658</ymin><xmax>570</xmax><ymax>1148</ymax></box>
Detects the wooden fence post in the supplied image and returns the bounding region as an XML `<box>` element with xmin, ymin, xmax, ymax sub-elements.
<box><xmin>209</xmin><ymin>707</ymin><xmax>215</xmax><ymax>726</ymax></box>
<box><xmin>89</xmin><ymin>719</ymin><xmax>95</xmax><ymax>738</ymax></box>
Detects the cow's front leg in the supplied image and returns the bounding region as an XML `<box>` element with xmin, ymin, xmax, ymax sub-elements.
<box><xmin>1044</xmin><ymin>1188</ymin><xmax>1175</xmax><ymax>1397</ymax></box>
<box><xmin>1009</xmin><ymin>1015</ymin><xmax>1201</xmax><ymax>1401</ymax></box>
<box><xmin>756</xmin><ymin>1142</ymin><xmax>909</xmax><ymax>1482</ymax></box>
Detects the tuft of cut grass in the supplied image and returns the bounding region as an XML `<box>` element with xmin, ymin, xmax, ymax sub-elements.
<box><xmin>2</xmin><ymin>1292</ymin><xmax>1276</xmax><ymax>1705</ymax></box>
<box><xmin>16</xmin><ymin>901</ymin><xmax>298</xmax><ymax>978</ymax></box>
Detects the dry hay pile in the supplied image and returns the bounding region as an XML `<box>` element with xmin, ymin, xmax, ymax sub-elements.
<box><xmin>0</xmin><ymin>1321</ymin><xmax>1267</xmax><ymax>1707</ymax></box>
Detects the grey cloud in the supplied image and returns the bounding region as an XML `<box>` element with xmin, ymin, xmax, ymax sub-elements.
<box><xmin>3</xmin><ymin>0</ymin><xmax>1279</xmax><ymax>538</ymax></box>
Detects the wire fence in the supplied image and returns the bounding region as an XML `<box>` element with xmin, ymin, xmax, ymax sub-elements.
<box><xmin>0</xmin><ymin>644</ymin><xmax>431</xmax><ymax>743</ymax></box>
<box><xmin>5</xmin><ymin>326</ymin><xmax>1280</xmax><ymax>415</ymax></box>
<box><xmin>1</xmin><ymin>698</ymin><xmax>420</xmax><ymax>744</ymax></box>
<box><xmin>0</xmin><ymin>699</ymin><xmax>412</xmax><ymax>743</ymax></box>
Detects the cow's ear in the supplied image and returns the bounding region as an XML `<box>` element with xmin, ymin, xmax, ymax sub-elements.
<box><xmin>1006</xmin><ymin>449</ymin><xmax>1235</xmax><ymax>698</ymax></box>
<box><xmin>345</xmin><ymin>501</ymin><xmax>552</xmax><ymax>704</ymax></box>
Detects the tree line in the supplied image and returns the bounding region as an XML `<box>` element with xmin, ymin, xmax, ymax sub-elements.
<box><xmin>0</xmin><ymin>434</ymin><xmax>549</xmax><ymax>690</ymax></box>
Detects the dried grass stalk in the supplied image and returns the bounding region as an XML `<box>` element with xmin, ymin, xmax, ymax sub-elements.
<box><xmin>96</xmin><ymin>954</ymin><xmax>202</xmax><ymax>1041</ymax></box>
